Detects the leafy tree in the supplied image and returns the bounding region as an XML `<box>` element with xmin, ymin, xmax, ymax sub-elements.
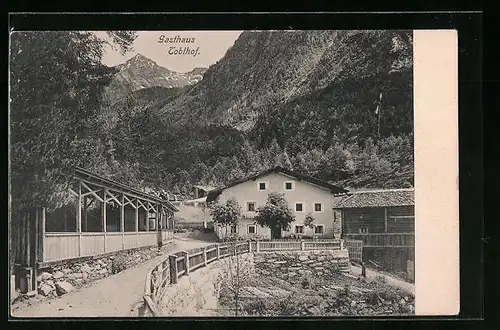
<box><xmin>275</xmin><ymin>151</ymin><xmax>293</xmax><ymax>170</ymax></box>
<box><xmin>10</xmin><ymin>31</ymin><xmax>136</xmax><ymax>212</ymax></box>
<box><xmin>9</xmin><ymin>31</ymin><xmax>136</xmax><ymax>274</ymax></box>
<box><xmin>254</xmin><ymin>192</ymin><xmax>295</xmax><ymax>239</ymax></box>
<box><xmin>210</xmin><ymin>197</ymin><xmax>242</xmax><ymax>239</ymax></box>
<box><xmin>304</xmin><ymin>213</ymin><xmax>315</xmax><ymax>230</ymax></box>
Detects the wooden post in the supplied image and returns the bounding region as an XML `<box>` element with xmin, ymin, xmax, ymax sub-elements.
<box><xmin>32</xmin><ymin>208</ymin><xmax>40</xmax><ymax>292</ymax></box>
<box><xmin>256</xmin><ymin>240</ymin><xmax>260</xmax><ymax>253</ymax></box>
<box><xmin>203</xmin><ymin>247</ymin><xmax>207</xmax><ymax>267</ymax></box>
<box><xmin>135</xmin><ymin>198</ymin><xmax>139</xmax><ymax>228</ymax></box>
<box><xmin>37</xmin><ymin>208</ymin><xmax>45</xmax><ymax>262</ymax></box>
<box><xmin>340</xmin><ymin>239</ymin><xmax>344</xmax><ymax>250</ymax></box>
<box><xmin>121</xmin><ymin>194</ymin><xmax>125</xmax><ymax>249</ymax></box>
<box><xmin>180</xmin><ymin>251</ymin><xmax>190</xmax><ymax>275</ymax></box>
<box><xmin>216</xmin><ymin>245</ymin><xmax>220</xmax><ymax>260</ymax></box>
<box><xmin>25</xmin><ymin>210</ymin><xmax>31</xmax><ymax>269</ymax></box>
<box><xmin>77</xmin><ymin>182</ymin><xmax>82</xmax><ymax>232</ymax></box>
<box><xmin>83</xmin><ymin>196</ymin><xmax>88</xmax><ymax>232</ymax></box>
<box><xmin>77</xmin><ymin>182</ymin><xmax>82</xmax><ymax>257</ymax></box>
<box><xmin>157</xmin><ymin>204</ymin><xmax>162</xmax><ymax>248</ymax></box>
<box><xmin>103</xmin><ymin>190</ymin><xmax>107</xmax><ymax>252</ymax></box>
<box><xmin>301</xmin><ymin>240</ymin><xmax>305</xmax><ymax>251</ymax></box>
<box><xmin>145</xmin><ymin>201</ymin><xmax>150</xmax><ymax>233</ymax></box>
<box><xmin>384</xmin><ymin>207</ymin><xmax>388</xmax><ymax>233</ymax></box>
<box><xmin>169</xmin><ymin>255</ymin><xmax>178</xmax><ymax>284</ymax></box>
<box><xmin>248</xmin><ymin>241</ymin><xmax>252</xmax><ymax>253</ymax></box>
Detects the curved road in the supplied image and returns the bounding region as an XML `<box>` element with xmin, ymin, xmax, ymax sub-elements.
<box><xmin>11</xmin><ymin>238</ymin><xmax>214</xmax><ymax>318</ymax></box>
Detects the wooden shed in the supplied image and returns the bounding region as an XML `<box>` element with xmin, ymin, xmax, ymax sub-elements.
<box><xmin>334</xmin><ymin>188</ymin><xmax>415</xmax><ymax>276</ymax></box>
<box><xmin>334</xmin><ymin>188</ymin><xmax>415</xmax><ymax>235</ymax></box>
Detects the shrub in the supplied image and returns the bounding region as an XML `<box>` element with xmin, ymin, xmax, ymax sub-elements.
<box><xmin>111</xmin><ymin>255</ymin><xmax>128</xmax><ymax>274</ymax></box>
<box><xmin>241</xmin><ymin>299</ymin><xmax>267</xmax><ymax>316</ymax></box>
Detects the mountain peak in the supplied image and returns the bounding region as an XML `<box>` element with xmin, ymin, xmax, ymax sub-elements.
<box><xmin>105</xmin><ymin>55</ymin><xmax>206</xmax><ymax>104</ymax></box>
<box><xmin>127</xmin><ymin>53</ymin><xmax>157</xmax><ymax>65</ymax></box>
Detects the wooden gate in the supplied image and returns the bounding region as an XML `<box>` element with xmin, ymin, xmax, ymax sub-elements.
<box><xmin>344</xmin><ymin>239</ymin><xmax>363</xmax><ymax>262</ymax></box>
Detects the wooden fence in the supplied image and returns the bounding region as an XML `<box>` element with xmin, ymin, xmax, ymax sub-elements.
<box><xmin>43</xmin><ymin>230</ymin><xmax>174</xmax><ymax>262</ymax></box>
<box><xmin>143</xmin><ymin>239</ymin><xmax>344</xmax><ymax>316</ymax></box>
<box><xmin>343</xmin><ymin>233</ymin><xmax>415</xmax><ymax>273</ymax></box>
<box><xmin>343</xmin><ymin>233</ymin><xmax>414</xmax><ymax>247</ymax></box>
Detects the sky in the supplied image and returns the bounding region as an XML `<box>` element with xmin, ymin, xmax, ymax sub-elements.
<box><xmin>97</xmin><ymin>31</ymin><xmax>243</xmax><ymax>73</ymax></box>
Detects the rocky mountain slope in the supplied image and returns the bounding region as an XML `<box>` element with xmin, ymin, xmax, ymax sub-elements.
<box><xmin>103</xmin><ymin>54</ymin><xmax>207</xmax><ymax>104</ymax></box>
<box><xmin>156</xmin><ymin>30</ymin><xmax>412</xmax><ymax>137</ymax></box>
<box><xmin>108</xmin><ymin>30</ymin><xmax>414</xmax><ymax>191</ymax></box>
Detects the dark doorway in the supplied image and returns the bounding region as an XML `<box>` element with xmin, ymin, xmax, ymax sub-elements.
<box><xmin>271</xmin><ymin>226</ymin><xmax>282</xmax><ymax>239</ymax></box>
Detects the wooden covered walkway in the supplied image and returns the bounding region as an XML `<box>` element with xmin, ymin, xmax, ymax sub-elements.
<box><xmin>13</xmin><ymin>167</ymin><xmax>177</xmax><ymax>293</ymax></box>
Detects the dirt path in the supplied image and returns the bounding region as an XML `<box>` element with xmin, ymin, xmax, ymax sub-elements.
<box><xmin>350</xmin><ymin>265</ymin><xmax>415</xmax><ymax>295</ymax></box>
<box><xmin>11</xmin><ymin>238</ymin><xmax>214</xmax><ymax>318</ymax></box>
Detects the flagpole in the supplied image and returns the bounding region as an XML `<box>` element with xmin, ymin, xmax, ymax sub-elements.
<box><xmin>377</xmin><ymin>92</ymin><xmax>382</xmax><ymax>137</ymax></box>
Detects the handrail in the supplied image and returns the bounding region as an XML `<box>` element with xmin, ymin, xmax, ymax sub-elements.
<box><xmin>142</xmin><ymin>239</ymin><xmax>344</xmax><ymax>316</ymax></box>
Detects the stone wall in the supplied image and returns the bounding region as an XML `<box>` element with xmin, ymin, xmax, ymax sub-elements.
<box><xmin>36</xmin><ymin>242</ymin><xmax>175</xmax><ymax>299</ymax></box>
<box><xmin>159</xmin><ymin>253</ymin><xmax>255</xmax><ymax>316</ymax></box>
<box><xmin>254</xmin><ymin>249</ymin><xmax>350</xmax><ymax>282</ymax></box>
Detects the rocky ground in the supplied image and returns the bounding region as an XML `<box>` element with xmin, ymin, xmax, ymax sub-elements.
<box><xmin>218</xmin><ymin>270</ymin><xmax>415</xmax><ymax>317</ymax></box>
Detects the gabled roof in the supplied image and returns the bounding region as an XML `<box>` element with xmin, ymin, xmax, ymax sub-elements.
<box><xmin>74</xmin><ymin>167</ymin><xmax>178</xmax><ymax>212</ymax></box>
<box><xmin>206</xmin><ymin>166</ymin><xmax>347</xmax><ymax>203</ymax></box>
<box><xmin>332</xmin><ymin>188</ymin><xmax>414</xmax><ymax>209</ymax></box>
<box><xmin>193</xmin><ymin>185</ymin><xmax>216</xmax><ymax>192</ymax></box>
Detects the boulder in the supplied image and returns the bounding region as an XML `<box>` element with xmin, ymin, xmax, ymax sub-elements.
<box><xmin>98</xmin><ymin>268</ymin><xmax>108</xmax><ymax>275</ymax></box>
<box><xmin>27</xmin><ymin>290</ymin><xmax>37</xmax><ymax>297</ymax></box>
<box><xmin>46</xmin><ymin>279</ymin><xmax>55</xmax><ymax>287</ymax></box>
<box><xmin>38</xmin><ymin>284</ymin><xmax>53</xmax><ymax>296</ymax></box>
<box><xmin>298</xmin><ymin>255</ymin><xmax>308</xmax><ymax>262</ymax></box>
<box><xmin>62</xmin><ymin>268</ymin><xmax>72</xmax><ymax>274</ymax></box>
<box><xmin>55</xmin><ymin>281</ymin><xmax>74</xmax><ymax>296</ymax></box>
<box><xmin>67</xmin><ymin>272</ymin><xmax>82</xmax><ymax>279</ymax></box>
<box><xmin>53</xmin><ymin>271</ymin><xmax>64</xmax><ymax>279</ymax></box>
<box><xmin>80</xmin><ymin>264</ymin><xmax>92</xmax><ymax>273</ymax></box>
<box><xmin>38</xmin><ymin>272</ymin><xmax>52</xmax><ymax>281</ymax></box>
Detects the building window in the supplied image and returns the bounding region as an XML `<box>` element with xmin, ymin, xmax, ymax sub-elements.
<box><xmin>314</xmin><ymin>203</ymin><xmax>323</xmax><ymax>212</ymax></box>
<box><xmin>247</xmin><ymin>202</ymin><xmax>256</xmax><ymax>212</ymax></box>
<box><xmin>258</xmin><ymin>182</ymin><xmax>267</xmax><ymax>191</ymax></box>
<box><xmin>295</xmin><ymin>203</ymin><xmax>304</xmax><ymax>212</ymax></box>
<box><xmin>284</xmin><ymin>181</ymin><xmax>294</xmax><ymax>191</ymax></box>
<box><xmin>295</xmin><ymin>225</ymin><xmax>304</xmax><ymax>234</ymax></box>
<box><xmin>230</xmin><ymin>225</ymin><xmax>237</xmax><ymax>234</ymax></box>
<box><xmin>248</xmin><ymin>225</ymin><xmax>256</xmax><ymax>234</ymax></box>
<box><xmin>358</xmin><ymin>227</ymin><xmax>368</xmax><ymax>234</ymax></box>
<box><xmin>314</xmin><ymin>225</ymin><xmax>324</xmax><ymax>234</ymax></box>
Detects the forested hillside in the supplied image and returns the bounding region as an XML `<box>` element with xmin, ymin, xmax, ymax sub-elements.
<box><xmin>10</xmin><ymin>30</ymin><xmax>414</xmax><ymax>209</ymax></box>
<box><xmin>107</xmin><ymin>30</ymin><xmax>414</xmax><ymax>195</ymax></box>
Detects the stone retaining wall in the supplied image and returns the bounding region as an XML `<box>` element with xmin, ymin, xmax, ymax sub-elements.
<box><xmin>158</xmin><ymin>249</ymin><xmax>349</xmax><ymax>316</ymax></box>
<box><xmin>159</xmin><ymin>253</ymin><xmax>255</xmax><ymax>316</ymax></box>
<box><xmin>254</xmin><ymin>249</ymin><xmax>350</xmax><ymax>282</ymax></box>
<box><xmin>36</xmin><ymin>242</ymin><xmax>175</xmax><ymax>299</ymax></box>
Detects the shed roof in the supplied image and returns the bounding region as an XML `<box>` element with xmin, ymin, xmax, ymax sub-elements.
<box><xmin>206</xmin><ymin>166</ymin><xmax>347</xmax><ymax>203</ymax></box>
<box><xmin>332</xmin><ymin>188</ymin><xmax>414</xmax><ymax>209</ymax></box>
